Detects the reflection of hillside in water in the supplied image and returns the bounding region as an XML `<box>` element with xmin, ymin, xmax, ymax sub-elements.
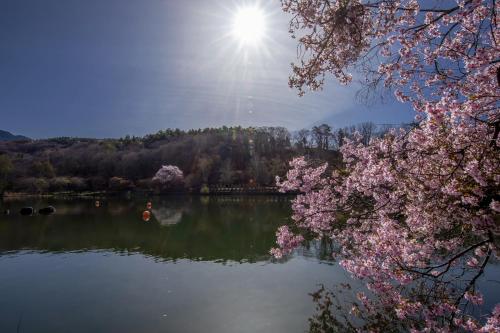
<box><xmin>0</xmin><ymin>196</ymin><xmax>296</xmax><ymax>263</ymax></box>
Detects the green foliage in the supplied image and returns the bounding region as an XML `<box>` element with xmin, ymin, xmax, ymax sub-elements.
<box><xmin>0</xmin><ymin>155</ymin><xmax>12</xmax><ymax>175</ymax></box>
<box><xmin>200</xmin><ymin>184</ymin><xmax>210</xmax><ymax>194</ymax></box>
<box><xmin>13</xmin><ymin>177</ymin><xmax>49</xmax><ymax>193</ymax></box>
<box><xmin>0</xmin><ymin>154</ymin><xmax>13</xmax><ymax>194</ymax></box>
<box><xmin>108</xmin><ymin>177</ymin><xmax>134</xmax><ymax>191</ymax></box>
<box><xmin>31</xmin><ymin>160</ymin><xmax>56</xmax><ymax>178</ymax></box>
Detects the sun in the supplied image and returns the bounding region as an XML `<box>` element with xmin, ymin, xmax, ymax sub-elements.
<box><xmin>232</xmin><ymin>6</ymin><xmax>266</xmax><ymax>46</ymax></box>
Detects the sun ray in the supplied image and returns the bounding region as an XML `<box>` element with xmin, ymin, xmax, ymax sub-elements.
<box><xmin>231</xmin><ymin>6</ymin><xmax>266</xmax><ymax>47</ymax></box>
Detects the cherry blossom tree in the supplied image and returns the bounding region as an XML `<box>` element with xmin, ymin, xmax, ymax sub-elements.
<box><xmin>273</xmin><ymin>0</ymin><xmax>499</xmax><ymax>331</ymax></box>
<box><xmin>152</xmin><ymin>165</ymin><xmax>184</xmax><ymax>191</ymax></box>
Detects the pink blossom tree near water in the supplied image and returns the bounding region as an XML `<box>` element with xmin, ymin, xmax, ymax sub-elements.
<box><xmin>273</xmin><ymin>0</ymin><xmax>499</xmax><ymax>331</ymax></box>
<box><xmin>152</xmin><ymin>165</ymin><xmax>184</xmax><ymax>191</ymax></box>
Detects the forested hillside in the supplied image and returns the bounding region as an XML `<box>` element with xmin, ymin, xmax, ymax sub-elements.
<box><xmin>0</xmin><ymin>124</ymin><xmax>385</xmax><ymax>194</ymax></box>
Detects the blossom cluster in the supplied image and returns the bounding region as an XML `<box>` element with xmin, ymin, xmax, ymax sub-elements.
<box><xmin>152</xmin><ymin>165</ymin><xmax>184</xmax><ymax>186</ymax></box>
<box><xmin>276</xmin><ymin>0</ymin><xmax>499</xmax><ymax>331</ymax></box>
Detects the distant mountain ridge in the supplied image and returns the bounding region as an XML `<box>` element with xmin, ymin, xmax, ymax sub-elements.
<box><xmin>0</xmin><ymin>130</ymin><xmax>30</xmax><ymax>141</ymax></box>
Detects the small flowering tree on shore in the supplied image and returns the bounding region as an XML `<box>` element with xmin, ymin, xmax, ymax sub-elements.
<box><xmin>152</xmin><ymin>165</ymin><xmax>184</xmax><ymax>191</ymax></box>
<box><xmin>273</xmin><ymin>0</ymin><xmax>499</xmax><ymax>331</ymax></box>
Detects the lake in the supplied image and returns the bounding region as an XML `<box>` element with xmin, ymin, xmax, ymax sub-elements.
<box><xmin>0</xmin><ymin>196</ymin><xmax>498</xmax><ymax>333</ymax></box>
<box><xmin>0</xmin><ymin>196</ymin><xmax>355</xmax><ymax>333</ymax></box>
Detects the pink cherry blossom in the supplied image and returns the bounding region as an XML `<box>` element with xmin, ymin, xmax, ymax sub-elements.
<box><xmin>152</xmin><ymin>165</ymin><xmax>184</xmax><ymax>189</ymax></box>
<box><xmin>275</xmin><ymin>0</ymin><xmax>499</xmax><ymax>330</ymax></box>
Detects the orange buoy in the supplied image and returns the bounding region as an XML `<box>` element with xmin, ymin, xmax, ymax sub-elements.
<box><xmin>146</xmin><ymin>202</ymin><xmax>152</xmax><ymax>209</ymax></box>
<box><xmin>142</xmin><ymin>210</ymin><xmax>151</xmax><ymax>222</ymax></box>
<box><xmin>95</xmin><ymin>200</ymin><xmax>100</xmax><ymax>208</ymax></box>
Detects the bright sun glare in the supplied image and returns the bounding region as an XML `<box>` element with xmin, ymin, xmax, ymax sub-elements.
<box><xmin>232</xmin><ymin>6</ymin><xmax>266</xmax><ymax>46</ymax></box>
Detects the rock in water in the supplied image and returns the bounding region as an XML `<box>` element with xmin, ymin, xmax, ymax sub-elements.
<box><xmin>20</xmin><ymin>207</ymin><xmax>34</xmax><ymax>216</ymax></box>
<box><xmin>38</xmin><ymin>206</ymin><xmax>56</xmax><ymax>215</ymax></box>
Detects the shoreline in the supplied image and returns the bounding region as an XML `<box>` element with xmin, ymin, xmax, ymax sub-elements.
<box><xmin>1</xmin><ymin>188</ymin><xmax>290</xmax><ymax>200</ymax></box>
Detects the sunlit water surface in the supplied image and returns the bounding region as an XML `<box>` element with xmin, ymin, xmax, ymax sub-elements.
<box><xmin>0</xmin><ymin>196</ymin><xmax>498</xmax><ymax>333</ymax></box>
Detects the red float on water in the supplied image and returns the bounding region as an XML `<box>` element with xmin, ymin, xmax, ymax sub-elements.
<box><xmin>146</xmin><ymin>202</ymin><xmax>152</xmax><ymax>209</ymax></box>
<box><xmin>142</xmin><ymin>210</ymin><xmax>151</xmax><ymax>222</ymax></box>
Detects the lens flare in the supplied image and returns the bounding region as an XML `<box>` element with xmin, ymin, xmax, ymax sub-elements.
<box><xmin>232</xmin><ymin>6</ymin><xmax>266</xmax><ymax>46</ymax></box>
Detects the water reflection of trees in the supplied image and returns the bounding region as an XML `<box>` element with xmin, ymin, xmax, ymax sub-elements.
<box><xmin>150</xmin><ymin>198</ymin><xmax>187</xmax><ymax>226</ymax></box>
<box><xmin>299</xmin><ymin>239</ymin><xmax>339</xmax><ymax>262</ymax></box>
<box><xmin>151</xmin><ymin>208</ymin><xmax>183</xmax><ymax>226</ymax></box>
<box><xmin>0</xmin><ymin>196</ymin><xmax>295</xmax><ymax>264</ymax></box>
<box><xmin>307</xmin><ymin>259</ymin><xmax>500</xmax><ymax>332</ymax></box>
<box><xmin>308</xmin><ymin>283</ymin><xmax>423</xmax><ymax>332</ymax></box>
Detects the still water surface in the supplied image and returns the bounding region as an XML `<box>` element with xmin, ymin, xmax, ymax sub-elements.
<box><xmin>0</xmin><ymin>196</ymin><xmax>353</xmax><ymax>333</ymax></box>
<box><xmin>0</xmin><ymin>196</ymin><xmax>498</xmax><ymax>333</ymax></box>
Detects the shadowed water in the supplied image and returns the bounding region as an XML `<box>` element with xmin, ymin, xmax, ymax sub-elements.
<box><xmin>0</xmin><ymin>196</ymin><xmax>293</xmax><ymax>263</ymax></box>
<box><xmin>0</xmin><ymin>196</ymin><xmax>353</xmax><ymax>333</ymax></box>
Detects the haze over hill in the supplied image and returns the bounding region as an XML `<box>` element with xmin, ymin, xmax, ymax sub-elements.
<box><xmin>0</xmin><ymin>130</ymin><xmax>30</xmax><ymax>142</ymax></box>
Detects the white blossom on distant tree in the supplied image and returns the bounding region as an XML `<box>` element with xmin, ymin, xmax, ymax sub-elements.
<box><xmin>152</xmin><ymin>165</ymin><xmax>184</xmax><ymax>190</ymax></box>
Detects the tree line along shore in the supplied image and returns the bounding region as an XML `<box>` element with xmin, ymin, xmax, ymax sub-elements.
<box><xmin>0</xmin><ymin>123</ymin><xmax>397</xmax><ymax>196</ymax></box>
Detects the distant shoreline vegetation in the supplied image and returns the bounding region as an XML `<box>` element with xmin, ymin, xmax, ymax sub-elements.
<box><xmin>1</xmin><ymin>186</ymin><xmax>288</xmax><ymax>199</ymax></box>
<box><xmin>0</xmin><ymin>124</ymin><xmax>407</xmax><ymax>196</ymax></box>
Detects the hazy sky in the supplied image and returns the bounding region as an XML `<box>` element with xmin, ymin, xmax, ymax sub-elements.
<box><xmin>0</xmin><ymin>0</ymin><xmax>413</xmax><ymax>138</ymax></box>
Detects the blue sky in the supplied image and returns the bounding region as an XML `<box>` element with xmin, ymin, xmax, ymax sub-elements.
<box><xmin>0</xmin><ymin>0</ymin><xmax>414</xmax><ymax>138</ymax></box>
